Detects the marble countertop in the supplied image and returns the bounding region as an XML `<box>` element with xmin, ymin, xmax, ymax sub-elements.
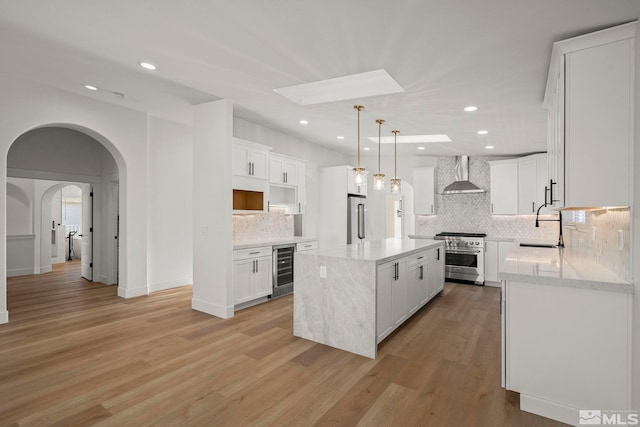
<box><xmin>500</xmin><ymin>244</ymin><xmax>632</xmax><ymax>294</ymax></box>
<box><xmin>300</xmin><ymin>238</ymin><xmax>443</xmax><ymax>265</ymax></box>
<box><xmin>233</xmin><ymin>236</ymin><xmax>317</xmax><ymax>249</ymax></box>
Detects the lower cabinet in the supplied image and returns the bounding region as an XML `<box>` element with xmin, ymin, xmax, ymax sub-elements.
<box><xmin>233</xmin><ymin>247</ymin><xmax>273</xmax><ymax>305</ymax></box>
<box><xmin>377</xmin><ymin>245</ymin><xmax>445</xmax><ymax>343</ymax></box>
<box><xmin>485</xmin><ymin>240</ymin><xmax>513</xmax><ymax>286</ymax></box>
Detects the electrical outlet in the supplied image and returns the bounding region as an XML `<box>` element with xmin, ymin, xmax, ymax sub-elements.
<box><xmin>319</xmin><ymin>266</ymin><xmax>327</xmax><ymax>279</ymax></box>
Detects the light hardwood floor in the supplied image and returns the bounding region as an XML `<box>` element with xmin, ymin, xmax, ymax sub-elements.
<box><xmin>0</xmin><ymin>262</ymin><xmax>567</xmax><ymax>426</ymax></box>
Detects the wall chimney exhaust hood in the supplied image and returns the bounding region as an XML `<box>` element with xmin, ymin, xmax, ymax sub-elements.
<box><xmin>441</xmin><ymin>156</ymin><xmax>485</xmax><ymax>194</ymax></box>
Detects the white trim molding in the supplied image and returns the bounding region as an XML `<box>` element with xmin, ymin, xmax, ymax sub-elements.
<box><xmin>192</xmin><ymin>297</ymin><xmax>234</xmax><ymax>319</ymax></box>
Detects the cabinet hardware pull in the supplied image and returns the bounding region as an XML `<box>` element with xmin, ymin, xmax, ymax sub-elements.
<box><xmin>299</xmin><ymin>202</ymin><xmax>301</xmax><ymax>213</ymax></box>
<box><xmin>491</xmin><ymin>203</ymin><xmax>493</xmax><ymax>213</ymax></box>
<box><xmin>419</xmin><ymin>265</ymin><xmax>423</xmax><ymax>280</ymax></box>
<box><xmin>431</xmin><ymin>204</ymin><xmax>433</xmax><ymax>214</ymax></box>
<box><xmin>417</xmin><ymin>256</ymin><xmax>424</xmax><ymax>260</ymax></box>
<box><xmin>437</xmin><ymin>248</ymin><xmax>440</xmax><ymax>260</ymax></box>
<box><xmin>532</xmin><ymin>201</ymin><xmax>535</xmax><ymax>213</ymax></box>
<box><xmin>249</xmin><ymin>251</ymin><xmax>260</xmax><ymax>255</ymax></box>
<box><xmin>255</xmin><ymin>260</ymin><xmax>258</xmax><ymax>273</ymax></box>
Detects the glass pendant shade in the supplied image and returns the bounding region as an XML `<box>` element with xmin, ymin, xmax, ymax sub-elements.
<box><xmin>390</xmin><ymin>177</ymin><xmax>401</xmax><ymax>193</ymax></box>
<box><xmin>353</xmin><ymin>167</ymin><xmax>365</xmax><ymax>186</ymax></box>
<box><xmin>373</xmin><ymin>173</ymin><xmax>385</xmax><ymax>190</ymax></box>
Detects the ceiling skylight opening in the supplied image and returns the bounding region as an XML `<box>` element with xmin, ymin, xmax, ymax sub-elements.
<box><xmin>139</xmin><ymin>62</ymin><xmax>157</xmax><ymax>70</ymax></box>
<box><xmin>477</xmin><ymin>130</ymin><xmax>489</xmax><ymax>135</ymax></box>
<box><xmin>464</xmin><ymin>106</ymin><xmax>478</xmax><ymax>112</ymax></box>
<box><xmin>274</xmin><ymin>69</ymin><xmax>404</xmax><ymax>106</ymax></box>
<box><xmin>367</xmin><ymin>134</ymin><xmax>452</xmax><ymax>144</ymax></box>
<box><xmin>84</xmin><ymin>85</ymin><xmax>98</xmax><ymax>91</ymax></box>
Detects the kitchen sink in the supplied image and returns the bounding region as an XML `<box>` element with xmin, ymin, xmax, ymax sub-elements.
<box><xmin>519</xmin><ymin>243</ymin><xmax>556</xmax><ymax>248</ymax></box>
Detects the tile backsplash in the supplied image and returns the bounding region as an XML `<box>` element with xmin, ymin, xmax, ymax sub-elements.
<box><xmin>564</xmin><ymin>208</ymin><xmax>630</xmax><ymax>281</ymax></box>
<box><xmin>415</xmin><ymin>156</ymin><xmax>559</xmax><ymax>241</ymax></box>
<box><xmin>233</xmin><ymin>209</ymin><xmax>294</xmax><ymax>241</ymax></box>
<box><xmin>414</xmin><ymin>156</ymin><xmax>630</xmax><ymax>281</ymax></box>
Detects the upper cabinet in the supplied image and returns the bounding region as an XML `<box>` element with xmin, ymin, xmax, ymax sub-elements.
<box><xmin>544</xmin><ymin>22</ymin><xmax>635</xmax><ymax>208</ymax></box>
<box><xmin>269</xmin><ymin>154</ymin><xmax>298</xmax><ymax>186</ymax></box>
<box><xmin>488</xmin><ymin>159</ymin><xmax>518</xmax><ymax>215</ymax></box>
<box><xmin>232</xmin><ymin>137</ymin><xmax>271</xmax><ymax>180</ymax></box>
<box><xmin>268</xmin><ymin>153</ymin><xmax>306</xmax><ymax>214</ymax></box>
<box><xmin>413</xmin><ymin>166</ymin><xmax>436</xmax><ymax>215</ymax></box>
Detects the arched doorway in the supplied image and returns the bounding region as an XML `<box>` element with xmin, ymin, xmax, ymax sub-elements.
<box><xmin>6</xmin><ymin>125</ymin><xmax>122</xmax><ymax>289</ymax></box>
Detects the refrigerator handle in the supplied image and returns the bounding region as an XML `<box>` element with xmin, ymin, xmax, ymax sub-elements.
<box><xmin>357</xmin><ymin>203</ymin><xmax>365</xmax><ymax>239</ymax></box>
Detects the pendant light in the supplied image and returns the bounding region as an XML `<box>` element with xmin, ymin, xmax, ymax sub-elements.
<box><xmin>352</xmin><ymin>105</ymin><xmax>365</xmax><ymax>186</ymax></box>
<box><xmin>390</xmin><ymin>129</ymin><xmax>401</xmax><ymax>193</ymax></box>
<box><xmin>373</xmin><ymin>119</ymin><xmax>385</xmax><ymax>190</ymax></box>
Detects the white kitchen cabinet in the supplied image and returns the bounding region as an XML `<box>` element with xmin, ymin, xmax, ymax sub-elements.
<box><xmin>498</xmin><ymin>241</ymin><xmax>512</xmax><ymax>276</ymax></box>
<box><xmin>488</xmin><ymin>159</ymin><xmax>518</xmax><ymax>215</ymax></box>
<box><xmin>517</xmin><ymin>156</ymin><xmax>538</xmax><ymax>215</ymax></box>
<box><xmin>505</xmin><ymin>280</ymin><xmax>631</xmax><ymax>424</ymax></box>
<box><xmin>484</xmin><ymin>241</ymin><xmax>499</xmax><ymax>283</ymax></box>
<box><xmin>295</xmin><ymin>240</ymin><xmax>317</xmax><ymax>252</ymax></box>
<box><xmin>427</xmin><ymin>246</ymin><xmax>444</xmax><ymax>298</ymax></box>
<box><xmin>297</xmin><ymin>162</ymin><xmax>306</xmax><ymax>214</ymax></box>
<box><xmin>233</xmin><ymin>246</ymin><xmax>273</xmax><ymax>304</ymax></box>
<box><xmin>407</xmin><ymin>251</ymin><xmax>429</xmax><ymax>314</ymax></box>
<box><xmin>232</xmin><ymin>138</ymin><xmax>270</xmax><ymax>180</ymax></box>
<box><xmin>269</xmin><ymin>153</ymin><xmax>298</xmax><ymax>186</ymax></box>
<box><xmin>268</xmin><ymin>155</ymin><xmax>306</xmax><ymax>214</ymax></box>
<box><xmin>377</xmin><ymin>258</ymin><xmax>409</xmax><ymax>342</ymax></box>
<box><xmin>544</xmin><ymin>22</ymin><xmax>635</xmax><ymax>208</ymax></box>
<box><xmin>412</xmin><ymin>166</ymin><xmax>436</xmax><ymax>215</ymax></box>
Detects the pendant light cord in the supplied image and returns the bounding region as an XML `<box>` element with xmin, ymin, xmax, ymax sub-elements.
<box><xmin>392</xmin><ymin>130</ymin><xmax>399</xmax><ymax>178</ymax></box>
<box><xmin>354</xmin><ymin>105</ymin><xmax>364</xmax><ymax>167</ymax></box>
<box><xmin>376</xmin><ymin>119</ymin><xmax>385</xmax><ymax>173</ymax></box>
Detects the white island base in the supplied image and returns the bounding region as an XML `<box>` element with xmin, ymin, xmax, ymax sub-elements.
<box><xmin>293</xmin><ymin>238</ymin><xmax>444</xmax><ymax>359</ymax></box>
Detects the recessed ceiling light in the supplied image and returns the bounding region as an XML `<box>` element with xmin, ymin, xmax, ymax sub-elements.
<box><xmin>337</xmin><ymin>136</ymin><xmax>345</xmax><ymax>140</ymax></box>
<box><xmin>464</xmin><ymin>106</ymin><xmax>478</xmax><ymax>112</ymax></box>
<box><xmin>84</xmin><ymin>85</ymin><xmax>98</xmax><ymax>91</ymax></box>
<box><xmin>485</xmin><ymin>145</ymin><xmax>495</xmax><ymax>149</ymax></box>
<box><xmin>299</xmin><ymin>120</ymin><xmax>308</xmax><ymax>125</ymax></box>
<box><xmin>363</xmin><ymin>147</ymin><xmax>370</xmax><ymax>151</ymax></box>
<box><xmin>274</xmin><ymin>69</ymin><xmax>404</xmax><ymax>106</ymax></box>
<box><xmin>417</xmin><ymin>146</ymin><xmax>426</xmax><ymax>150</ymax></box>
<box><xmin>477</xmin><ymin>130</ymin><xmax>489</xmax><ymax>135</ymax></box>
<box><xmin>139</xmin><ymin>62</ymin><xmax>157</xmax><ymax>70</ymax></box>
<box><xmin>367</xmin><ymin>134</ymin><xmax>452</xmax><ymax>144</ymax></box>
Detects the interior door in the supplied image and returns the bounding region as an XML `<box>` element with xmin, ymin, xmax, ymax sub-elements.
<box><xmin>81</xmin><ymin>185</ymin><xmax>93</xmax><ymax>281</ymax></box>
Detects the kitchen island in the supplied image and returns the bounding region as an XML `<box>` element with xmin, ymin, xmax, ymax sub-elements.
<box><xmin>500</xmin><ymin>244</ymin><xmax>633</xmax><ymax>426</ymax></box>
<box><xmin>293</xmin><ymin>238</ymin><xmax>444</xmax><ymax>358</ymax></box>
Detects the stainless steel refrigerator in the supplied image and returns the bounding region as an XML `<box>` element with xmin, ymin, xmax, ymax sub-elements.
<box><xmin>347</xmin><ymin>194</ymin><xmax>367</xmax><ymax>244</ymax></box>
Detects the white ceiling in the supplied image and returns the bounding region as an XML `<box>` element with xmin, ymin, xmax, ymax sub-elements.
<box><xmin>1</xmin><ymin>0</ymin><xmax>639</xmax><ymax>157</ymax></box>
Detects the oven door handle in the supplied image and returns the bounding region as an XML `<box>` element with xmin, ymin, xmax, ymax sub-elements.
<box><xmin>447</xmin><ymin>249</ymin><xmax>482</xmax><ymax>254</ymax></box>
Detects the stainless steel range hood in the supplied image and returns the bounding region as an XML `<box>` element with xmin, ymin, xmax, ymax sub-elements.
<box><xmin>441</xmin><ymin>156</ymin><xmax>485</xmax><ymax>194</ymax></box>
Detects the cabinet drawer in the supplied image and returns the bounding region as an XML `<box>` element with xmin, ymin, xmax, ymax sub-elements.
<box><xmin>407</xmin><ymin>250</ymin><xmax>428</xmax><ymax>267</ymax></box>
<box><xmin>233</xmin><ymin>246</ymin><xmax>272</xmax><ymax>260</ymax></box>
<box><xmin>296</xmin><ymin>241</ymin><xmax>318</xmax><ymax>252</ymax></box>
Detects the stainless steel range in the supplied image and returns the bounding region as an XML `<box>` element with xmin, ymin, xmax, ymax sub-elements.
<box><xmin>434</xmin><ymin>232</ymin><xmax>486</xmax><ymax>285</ymax></box>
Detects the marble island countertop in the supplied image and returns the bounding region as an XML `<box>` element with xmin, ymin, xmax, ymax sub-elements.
<box><xmin>233</xmin><ymin>236</ymin><xmax>317</xmax><ymax>249</ymax></box>
<box><xmin>305</xmin><ymin>238</ymin><xmax>442</xmax><ymax>265</ymax></box>
<box><xmin>500</xmin><ymin>244</ymin><xmax>632</xmax><ymax>293</ymax></box>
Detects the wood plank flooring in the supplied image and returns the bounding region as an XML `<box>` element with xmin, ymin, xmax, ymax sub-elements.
<box><xmin>0</xmin><ymin>262</ymin><xmax>567</xmax><ymax>426</ymax></box>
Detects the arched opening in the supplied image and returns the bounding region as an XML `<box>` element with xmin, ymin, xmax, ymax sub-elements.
<box><xmin>6</xmin><ymin>125</ymin><xmax>122</xmax><ymax>291</ymax></box>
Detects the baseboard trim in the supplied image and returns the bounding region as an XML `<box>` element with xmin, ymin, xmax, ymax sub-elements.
<box><xmin>117</xmin><ymin>286</ymin><xmax>148</xmax><ymax>298</ymax></box>
<box><xmin>520</xmin><ymin>394</ymin><xmax>577</xmax><ymax>426</ymax></box>
<box><xmin>0</xmin><ymin>310</ymin><xmax>8</xmax><ymax>324</ymax></box>
<box><xmin>39</xmin><ymin>266</ymin><xmax>52</xmax><ymax>274</ymax></box>
<box><xmin>150</xmin><ymin>279</ymin><xmax>192</xmax><ymax>293</ymax></box>
<box><xmin>7</xmin><ymin>268</ymin><xmax>35</xmax><ymax>277</ymax></box>
<box><xmin>192</xmin><ymin>297</ymin><xmax>234</xmax><ymax>319</ymax></box>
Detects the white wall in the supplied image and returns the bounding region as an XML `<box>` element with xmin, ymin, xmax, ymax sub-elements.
<box><xmin>234</xmin><ymin>117</ymin><xmax>349</xmax><ymax>237</ymax></box>
<box><xmin>0</xmin><ymin>73</ymin><xmax>150</xmax><ymax>323</ymax></box>
<box><xmin>147</xmin><ymin>117</ymin><xmax>193</xmax><ymax>291</ymax></box>
<box><xmin>6</xmin><ymin>178</ymin><xmax>34</xmax><ymax>235</ymax></box>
